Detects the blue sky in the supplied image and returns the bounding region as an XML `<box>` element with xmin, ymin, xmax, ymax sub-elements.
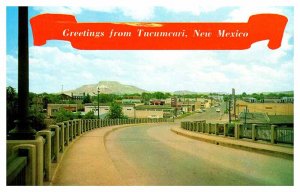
<box><xmin>6</xmin><ymin>5</ymin><xmax>294</xmax><ymax>94</ymax></box>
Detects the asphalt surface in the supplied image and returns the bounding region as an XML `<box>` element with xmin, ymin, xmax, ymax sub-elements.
<box><xmin>106</xmin><ymin>123</ymin><xmax>293</xmax><ymax>186</ymax></box>
<box><xmin>177</xmin><ymin>102</ymin><xmax>228</xmax><ymax>123</ymax></box>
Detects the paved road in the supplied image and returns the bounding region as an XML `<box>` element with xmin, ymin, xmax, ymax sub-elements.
<box><xmin>178</xmin><ymin>102</ymin><xmax>229</xmax><ymax>123</ymax></box>
<box><xmin>106</xmin><ymin>123</ymin><xmax>293</xmax><ymax>186</ymax></box>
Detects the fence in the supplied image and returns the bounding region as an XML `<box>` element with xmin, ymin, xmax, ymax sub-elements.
<box><xmin>7</xmin><ymin>117</ymin><xmax>173</xmax><ymax>185</ymax></box>
<box><xmin>7</xmin><ymin>151</ymin><xmax>28</xmax><ymax>186</ymax></box>
<box><xmin>181</xmin><ymin>121</ymin><xmax>293</xmax><ymax>145</ymax></box>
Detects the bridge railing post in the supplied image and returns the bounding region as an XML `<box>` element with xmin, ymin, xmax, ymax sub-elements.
<box><xmin>36</xmin><ymin>130</ymin><xmax>51</xmax><ymax>181</ymax></box>
<box><xmin>57</xmin><ymin>123</ymin><xmax>64</xmax><ymax>152</ymax></box>
<box><xmin>74</xmin><ymin>120</ymin><xmax>77</xmax><ymax>138</ymax></box>
<box><xmin>64</xmin><ymin>121</ymin><xmax>69</xmax><ymax>146</ymax></box>
<box><xmin>224</xmin><ymin>123</ymin><xmax>227</xmax><ymax>137</ymax></box>
<box><xmin>234</xmin><ymin>123</ymin><xmax>240</xmax><ymax>140</ymax></box>
<box><xmin>197</xmin><ymin>122</ymin><xmax>201</xmax><ymax>132</ymax></box>
<box><xmin>193</xmin><ymin>122</ymin><xmax>197</xmax><ymax>132</ymax></box>
<box><xmin>49</xmin><ymin>125</ymin><xmax>60</xmax><ymax>163</ymax></box>
<box><xmin>252</xmin><ymin>124</ymin><xmax>257</xmax><ymax>141</ymax></box>
<box><xmin>86</xmin><ymin>119</ymin><xmax>88</xmax><ymax>131</ymax></box>
<box><xmin>215</xmin><ymin>123</ymin><xmax>219</xmax><ymax>135</ymax></box>
<box><xmin>271</xmin><ymin>125</ymin><xmax>277</xmax><ymax>144</ymax></box>
<box><xmin>70</xmin><ymin>120</ymin><xmax>74</xmax><ymax>139</ymax></box>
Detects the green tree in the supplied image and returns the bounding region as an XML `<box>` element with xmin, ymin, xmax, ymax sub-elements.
<box><xmin>83</xmin><ymin>111</ymin><xmax>96</xmax><ymax>119</ymax></box>
<box><xmin>153</xmin><ymin>91</ymin><xmax>166</xmax><ymax>99</ymax></box>
<box><xmin>106</xmin><ymin>102</ymin><xmax>124</xmax><ymax>119</ymax></box>
<box><xmin>82</xmin><ymin>93</ymin><xmax>92</xmax><ymax>104</ymax></box>
<box><xmin>54</xmin><ymin>108</ymin><xmax>75</xmax><ymax>123</ymax></box>
<box><xmin>29</xmin><ymin>105</ymin><xmax>47</xmax><ymax>131</ymax></box>
<box><xmin>94</xmin><ymin>93</ymin><xmax>118</xmax><ymax>103</ymax></box>
<box><xmin>7</xmin><ymin>86</ymin><xmax>18</xmax><ymax>133</ymax></box>
<box><xmin>141</xmin><ymin>92</ymin><xmax>152</xmax><ymax>104</ymax></box>
<box><xmin>7</xmin><ymin>86</ymin><xmax>47</xmax><ymax>133</ymax></box>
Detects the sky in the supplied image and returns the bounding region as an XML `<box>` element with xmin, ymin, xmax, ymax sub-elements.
<box><xmin>6</xmin><ymin>5</ymin><xmax>294</xmax><ymax>94</ymax></box>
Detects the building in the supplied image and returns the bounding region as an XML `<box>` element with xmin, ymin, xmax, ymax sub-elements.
<box><xmin>239</xmin><ymin>112</ymin><xmax>293</xmax><ymax>126</ymax></box>
<box><xmin>243</xmin><ymin>97</ymin><xmax>257</xmax><ymax>103</ymax></box>
<box><xmin>135</xmin><ymin>105</ymin><xmax>174</xmax><ymax>118</ymax></box>
<box><xmin>121</xmin><ymin>99</ymin><xmax>142</xmax><ymax>104</ymax></box>
<box><xmin>170</xmin><ymin>97</ymin><xmax>177</xmax><ymax>107</ymax></box>
<box><xmin>47</xmin><ymin>104</ymin><xmax>78</xmax><ymax>117</ymax></box>
<box><xmin>150</xmin><ymin>99</ymin><xmax>165</xmax><ymax>105</ymax></box>
<box><xmin>84</xmin><ymin>103</ymin><xmax>137</xmax><ymax>119</ymax></box>
<box><xmin>280</xmin><ymin>97</ymin><xmax>294</xmax><ymax>103</ymax></box>
<box><xmin>236</xmin><ymin>100</ymin><xmax>293</xmax><ymax>115</ymax></box>
<box><xmin>59</xmin><ymin>93</ymin><xmax>72</xmax><ymax>101</ymax></box>
<box><xmin>71</xmin><ymin>92</ymin><xmax>86</xmax><ymax>100</ymax></box>
<box><xmin>84</xmin><ymin>103</ymin><xmax>110</xmax><ymax>117</ymax></box>
<box><xmin>260</xmin><ymin>98</ymin><xmax>281</xmax><ymax>103</ymax></box>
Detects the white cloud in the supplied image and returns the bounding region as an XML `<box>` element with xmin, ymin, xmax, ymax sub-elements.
<box><xmin>6</xmin><ymin>55</ymin><xmax>18</xmax><ymax>88</ymax></box>
<box><xmin>33</xmin><ymin>2</ymin><xmax>221</xmax><ymax>21</ymax></box>
<box><xmin>6</xmin><ymin>44</ymin><xmax>293</xmax><ymax>93</ymax></box>
<box><xmin>226</xmin><ymin>7</ymin><xmax>285</xmax><ymax>22</ymax></box>
<box><xmin>33</xmin><ymin>6</ymin><xmax>82</xmax><ymax>15</ymax></box>
<box><xmin>9</xmin><ymin>6</ymin><xmax>293</xmax><ymax>93</ymax></box>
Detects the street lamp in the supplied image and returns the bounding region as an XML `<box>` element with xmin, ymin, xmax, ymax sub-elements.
<box><xmin>95</xmin><ymin>85</ymin><xmax>108</xmax><ymax>119</ymax></box>
<box><xmin>8</xmin><ymin>7</ymin><xmax>36</xmax><ymax>140</ymax></box>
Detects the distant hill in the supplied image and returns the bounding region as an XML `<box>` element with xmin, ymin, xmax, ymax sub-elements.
<box><xmin>64</xmin><ymin>81</ymin><xmax>146</xmax><ymax>95</ymax></box>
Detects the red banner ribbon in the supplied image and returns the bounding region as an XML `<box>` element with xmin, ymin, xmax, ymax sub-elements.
<box><xmin>30</xmin><ymin>13</ymin><xmax>287</xmax><ymax>50</ymax></box>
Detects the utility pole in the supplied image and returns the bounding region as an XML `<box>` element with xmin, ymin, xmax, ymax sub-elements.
<box><xmin>232</xmin><ymin>88</ymin><xmax>236</xmax><ymax>120</ymax></box>
<box><xmin>228</xmin><ymin>99</ymin><xmax>231</xmax><ymax>123</ymax></box>
<box><xmin>97</xmin><ymin>86</ymin><xmax>100</xmax><ymax>119</ymax></box>
<box><xmin>8</xmin><ymin>7</ymin><xmax>36</xmax><ymax>140</ymax></box>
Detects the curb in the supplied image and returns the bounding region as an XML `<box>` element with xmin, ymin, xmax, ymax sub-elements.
<box><xmin>171</xmin><ymin>127</ymin><xmax>293</xmax><ymax>160</ymax></box>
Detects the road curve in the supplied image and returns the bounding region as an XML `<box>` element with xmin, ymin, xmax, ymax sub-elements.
<box><xmin>105</xmin><ymin>123</ymin><xmax>293</xmax><ymax>186</ymax></box>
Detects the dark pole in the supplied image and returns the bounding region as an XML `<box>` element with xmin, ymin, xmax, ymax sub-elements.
<box><xmin>244</xmin><ymin>106</ymin><xmax>247</xmax><ymax>125</ymax></box>
<box><xmin>8</xmin><ymin>7</ymin><xmax>36</xmax><ymax>140</ymax></box>
<box><xmin>97</xmin><ymin>87</ymin><xmax>100</xmax><ymax>119</ymax></box>
<box><xmin>228</xmin><ymin>100</ymin><xmax>231</xmax><ymax>123</ymax></box>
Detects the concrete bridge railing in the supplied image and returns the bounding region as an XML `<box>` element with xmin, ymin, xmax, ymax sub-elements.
<box><xmin>180</xmin><ymin>121</ymin><xmax>293</xmax><ymax>145</ymax></box>
<box><xmin>7</xmin><ymin>117</ymin><xmax>173</xmax><ymax>186</ymax></box>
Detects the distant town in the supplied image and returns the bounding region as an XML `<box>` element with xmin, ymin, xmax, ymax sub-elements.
<box><xmin>7</xmin><ymin>81</ymin><xmax>294</xmax><ymax>132</ymax></box>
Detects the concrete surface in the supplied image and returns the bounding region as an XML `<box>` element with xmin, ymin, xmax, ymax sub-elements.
<box><xmin>171</xmin><ymin>126</ymin><xmax>293</xmax><ymax>160</ymax></box>
<box><xmin>51</xmin><ymin>122</ymin><xmax>293</xmax><ymax>186</ymax></box>
<box><xmin>51</xmin><ymin>125</ymin><xmax>129</xmax><ymax>185</ymax></box>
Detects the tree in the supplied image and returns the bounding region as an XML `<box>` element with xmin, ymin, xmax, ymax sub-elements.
<box><xmin>7</xmin><ymin>86</ymin><xmax>18</xmax><ymax>133</ymax></box>
<box><xmin>95</xmin><ymin>93</ymin><xmax>118</xmax><ymax>103</ymax></box>
<box><xmin>106</xmin><ymin>102</ymin><xmax>124</xmax><ymax>119</ymax></box>
<box><xmin>83</xmin><ymin>111</ymin><xmax>96</xmax><ymax>119</ymax></box>
<box><xmin>153</xmin><ymin>91</ymin><xmax>166</xmax><ymax>99</ymax></box>
<box><xmin>54</xmin><ymin>108</ymin><xmax>75</xmax><ymax>123</ymax></box>
<box><xmin>7</xmin><ymin>86</ymin><xmax>47</xmax><ymax>133</ymax></box>
<box><xmin>29</xmin><ymin>105</ymin><xmax>47</xmax><ymax>131</ymax></box>
<box><xmin>141</xmin><ymin>92</ymin><xmax>152</xmax><ymax>104</ymax></box>
<box><xmin>82</xmin><ymin>93</ymin><xmax>92</xmax><ymax>104</ymax></box>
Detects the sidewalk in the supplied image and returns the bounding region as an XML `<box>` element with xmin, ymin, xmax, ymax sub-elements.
<box><xmin>50</xmin><ymin>125</ymin><xmax>131</xmax><ymax>185</ymax></box>
<box><xmin>171</xmin><ymin>127</ymin><xmax>293</xmax><ymax>160</ymax></box>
